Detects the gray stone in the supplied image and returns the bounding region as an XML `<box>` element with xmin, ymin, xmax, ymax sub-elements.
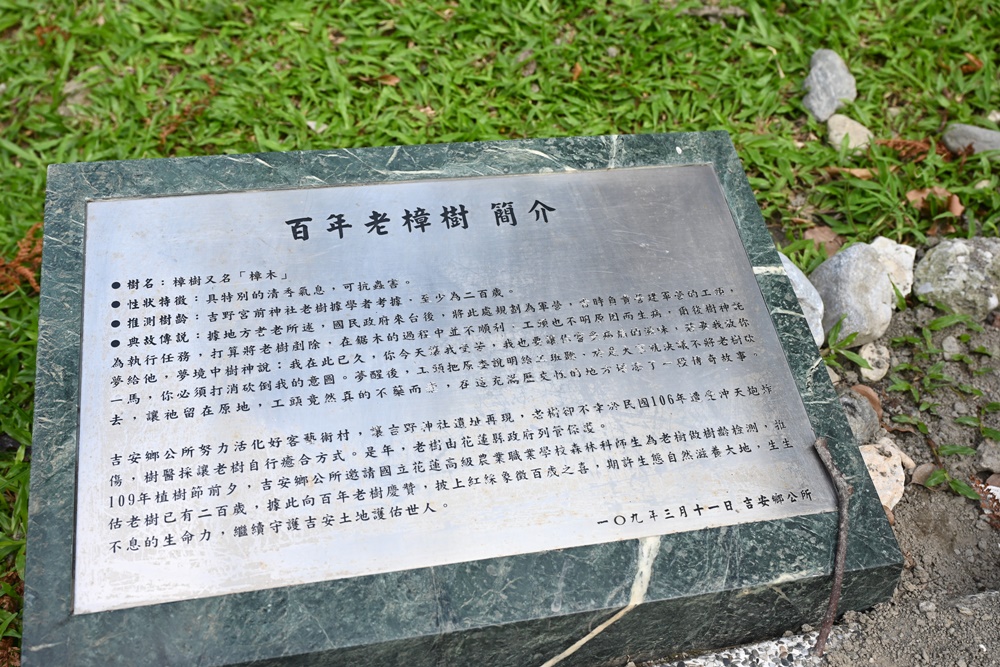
<box><xmin>810</xmin><ymin>243</ymin><xmax>894</xmax><ymax>347</ymax></box>
<box><xmin>942</xmin><ymin>123</ymin><xmax>1000</xmax><ymax>155</ymax></box>
<box><xmin>779</xmin><ymin>253</ymin><xmax>825</xmax><ymax>347</ymax></box>
<box><xmin>912</xmin><ymin>238</ymin><xmax>1000</xmax><ymax>320</ymax></box>
<box><xmin>839</xmin><ymin>388</ymin><xmax>881</xmax><ymax>445</ymax></box>
<box><xmin>942</xmin><ymin>335</ymin><xmax>962</xmax><ymax>361</ymax></box>
<box><xmin>802</xmin><ymin>50</ymin><xmax>857</xmax><ymax>122</ymax></box>
<box><xmin>870</xmin><ymin>236</ymin><xmax>916</xmax><ymax>298</ymax></box>
<box><xmin>911</xmin><ymin>462</ymin><xmax>937</xmax><ymax>486</ymax></box>
<box><xmin>979</xmin><ymin>441</ymin><xmax>1000</xmax><ymax>473</ymax></box>
<box><xmin>827</xmin><ymin>114</ymin><xmax>872</xmax><ymax>152</ymax></box>
<box><xmin>859</xmin><ymin>342</ymin><xmax>890</xmax><ymax>382</ymax></box>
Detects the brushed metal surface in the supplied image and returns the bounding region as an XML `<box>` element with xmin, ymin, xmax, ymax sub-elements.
<box><xmin>74</xmin><ymin>165</ymin><xmax>835</xmax><ymax>613</ymax></box>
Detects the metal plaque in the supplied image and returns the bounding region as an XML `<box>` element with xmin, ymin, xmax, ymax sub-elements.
<box><xmin>74</xmin><ymin>164</ymin><xmax>835</xmax><ymax>614</ymax></box>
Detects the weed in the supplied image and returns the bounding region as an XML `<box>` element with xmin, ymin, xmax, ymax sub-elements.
<box><xmin>889</xmin><ymin>313</ymin><xmax>994</xmax><ymax>500</ymax></box>
<box><xmin>822</xmin><ymin>315</ymin><xmax>871</xmax><ymax>371</ymax></box>
<box><xmin>888</xmin><ymin>311</ymin><xmax>988</xmax><ymax>403</ymax></box>
<box><xmin>920</xmin><ymin>445</ymin><xmax>980</xmax><ymax>499</ymax></box>
<box><xmin>954</xmin><ymin>402</ymin><xmax>1000</xmax><ymax>443</ymax></box>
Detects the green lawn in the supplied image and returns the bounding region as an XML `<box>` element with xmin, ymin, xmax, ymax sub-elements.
<box><xmin>1</xmin><ymin>0</ymin><xmax>998</xmax><ymax>660</ymax></box>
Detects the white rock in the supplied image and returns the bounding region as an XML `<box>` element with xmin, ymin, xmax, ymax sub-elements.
<box><xmin>827</xmin><ymin>114</ymin><xmax>873</xmax><ymax>152</ymax></box>
<box><xmin>827</xmin><ymin>365</ymin><xmax>841</xmax><ymax>385</ymax></box>
<box><xmin>989</xmin><ymin>110</ymin><xmax>1000</xmax><ymax>124</ymax></box>
<box><xmin>779</xmin><ymin>253</ymin><xmax>825</xmax><ymax>348</ymax></box>
<box><xmin>979</xmin><ymin>441</ymin><xmax>1000</xmax><ymax>473</ymax></box>
<box><xmin>913</xmin><ymin>238</ymin><xmax>1000</xmax><ymax>320</ymax></box>
<box><xmin>870</xmin><ymin>236</ymin><xmax>916</xmax><ymax>298</ymax></box>
<box><xmin>810</xmin><ymin>243</ymin><xmax>894</xmax><ymax>347</ymax></box>
<box><xmin>860</xmin><ymin>438</ymin><xmax>907</xmax><ymax>511</ymax></box>
<box><xmin>875</xmin><ymin>436</ymin><xmax>916</xmax><ymax>470</ymax></box>
<box><xmin>859</xmin><ymin>342</ymin><xmax>890</xmax><ymax>381</ymax></box>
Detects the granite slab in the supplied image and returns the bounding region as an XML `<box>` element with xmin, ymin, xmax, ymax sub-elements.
<box><xmin>25</xmin><ymin>132</ymin><xmax>901</xmax><ymax>667</ymax></box>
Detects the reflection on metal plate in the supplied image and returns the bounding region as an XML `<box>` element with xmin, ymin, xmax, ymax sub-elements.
<box><xmin>74</xmin><ymin>165</ymin><xmax>835</xmax><ymax>613</ymax></box>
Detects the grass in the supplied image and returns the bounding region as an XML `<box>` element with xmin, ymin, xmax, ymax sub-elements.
<box><xmin>1</xmin><ymin>0</ymin><xmax>999</xmax><ymax>659</ymax></box>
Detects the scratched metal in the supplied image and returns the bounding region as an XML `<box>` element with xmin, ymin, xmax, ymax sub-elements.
<box><xmin>74</xmin><ymin>165</ymin><xmax>835</xmax><ymax>613</ymax></box>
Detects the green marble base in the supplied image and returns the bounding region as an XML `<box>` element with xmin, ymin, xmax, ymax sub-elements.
<box><xmin>26</xmin><ymin>133</ymin><xmax>900</xmax><ymax>666</ymax></box>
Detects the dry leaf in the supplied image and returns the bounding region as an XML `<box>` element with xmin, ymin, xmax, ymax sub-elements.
<box><xmin>876</xmin><ymin>138</ymin><xmax>954</xmax><ymax>162</ymax></box>
<box><xmin>378</xmin><ymin>73</ymin><xmax>400</xmax><ymax>86</ymax></box>
<box><xmin>803</xmin><ymin>225</ymin><xmax>844</xmax><ymax>257</ymax></box>
<box><xmin>961</xmin><ymin>52</ymin><xmax>984</xmax><ymax>74</ymax></box>
<box><xmin>905</xmin><ymin>186</ymin><xmax>962</xmax><ymax>219</ymax></box>
<box><xmin>947</xmin><ymin>193</ymin><xmax>964</xmax><ymax>217</ymax></box>
<box><xmin>927</xmin><ymin>219</ymin><xmax>956</xmax><ymax>236</ymax></box>
<box><xmin>571</xmin><ymin>62</ymin><xmax>582</xmax><ymax>81</ymax></box>
<box><xmin>329</xmin><ymin>30</ymin><xmax>346</xmax><ymax>45</ymax></box>
<box><xmin>825</xmin><ymin>166</ymin><xmax>876</xmax><ymax>180</ymax></box>
<box><xmin>907</xmin><ymin>186</ymin><xmax>962</xmax><ymax>235</ymax></box>
<box><xmin>905</xmin><ymin>186</ymin><xmax>951</xmax><ymax>209</ymax></box>
<box><xmin>0</xmin><ymin>222</ymin><xmax>43</xmax><ymax>293</ymax></box>
<box><xmin>415</xmin><ymin>105</ymin><xmax>436</xmax><ymax>118</ymax></box>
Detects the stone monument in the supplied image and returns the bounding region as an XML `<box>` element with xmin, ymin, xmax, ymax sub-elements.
<box><xmin>25</xmin><ymin>133</ymin><xmax>901</xmax><ymax>666</ymax></box>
